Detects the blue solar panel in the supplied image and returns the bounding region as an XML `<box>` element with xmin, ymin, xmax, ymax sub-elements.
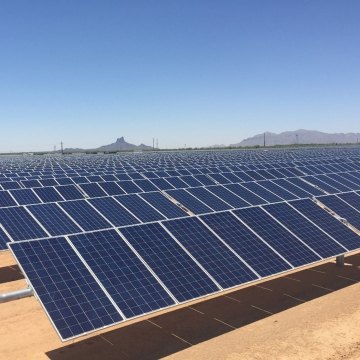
<box><xmin>165</xmin><ymin>189</ymin><xmax>213</xmax><ymax>214</ymax></box>
<box><xmin>56</xmin><ymin>185</ymin><xmax>85</xmax><ymax>200</ymax></box>
<box><xmin>21</xmin><ymin>180</ymin><xmax>42</xmax><ymax>188</ymax></box>
<box><xmin>326</xmin><ymin>174</ymin><xmax>359</xmax><ymax>190</ymax></box>
<box><xmin>257</xmin><ymin>180</ymin><xmax>298</xmax><ymax>200</ymax></box>
<box><xmin>10</xmin><ymin>188</ymin><xmax>42</xmax><ymax>205</ymax></box>
<box><xmin>9</xmin><ymin>238</ymin><xmax>123</xmax><ymax>340</ymax></box>
<box><xmin>0</xmin><ymin>190</ymin><xmax>17</xmax><ymax>207</ymax></box>
<box><xmin>289</xmin><ymin>199</ymin><xmax>360</xmax><ymax>251</ymax></box>
<box><xmin>193</xmin><ymin>174</ymin><xmax>216</xmax><ymax>186</ymax></box>
<box><xmin>241</xmin><ymin>182</ymin><xmax>282</xmax><ymax>203</ymax></box>
<box><xmin>272</xmin><ymin>178</ymin><xmax>312</xmax><ymax>198</ymax></box>
<box><xmin>264</xmin><ymin>202</ymin><xmax>346</xmax><ymax>258</ymax></box>
<box><xmin>58</xmin><ymin>200</ymin><xmax>112</xmax><ymax>231</ymax></box>
<box><xmin>165</xmin><ymin>177</ymin><xmax>189</xmax><ymax>189</ymax></box>
<box><xmin>114</xmin><ymin>194</ymin><xmax>165</xmax><ymax>222</ymax></box>
<box><xmin>233</xmin><ymin>207</ymin><xmax>321</xmax><ymax>266</ymax></box>
<box><xmin>336</xmin><ymin>192</ymin><xmax>360</xmax><ymax>212</ymax></box>
<box><xmin>27</xmin><ymin>203</ymin><xmax>82</xmax><ymax>236</ymax></box>
<box><xmin>207</xmin><ymin>173</ymin><xmax>231</xmax><ymax>184</ymax></box>
<box><xmin>186</xmin><ymin>187</ymin><xmax>232</xmax><ymax>211</ymax></box>
<box><xmin>316</xmin><ymin>174</ymin><xmax>352</xmax><ymax>192</ymax></box>
<box><xmin>303</xmin><ymin>176</ymin><xmax>340</xmax><ymax>194</ymax></box>
<box><xmin>0</xmin><ymin>206</ymin><xmax>48</xmax><ymax>241</ymax></box>
<box><xmin>70</xmin><ymin>229</ymin><xmax>175</xmax><ymax>318</ymax></box>
<box><xmin>79</xmin><ymin>183</ymin><xmax>108</xmax><ymax>198</ymax></box>
<box><xmin>117</xmin><ymin>181</ymin><xmax>143</xmax><ymax>194</ymax></box>
<box><xmin>139</xmin><ymin>192</ymin><xmax>188</xmax><ymax>219</ymax></box>
<box><xmin>88</xmin><ymin>197</ymin><xmax>140</xmax><ymax>227</ymax></box>
<box><xmin>0</xmin><ymin>227</ymin><xmax>10</xmax><ymax>250</ymax></box>
<box><xmin>317</xmin><ymin>195</ymin><xmax>360</xmax><ymax>230</ymax></box>
<box><xmin>1</xmin><ymin>181</ymin><xmax>22</xmax><ymax>190</ymax></box>
<box><xmin>163</xmin><ymin>217</ymin><xmax>258</xmax><ymax>289</ymax></box>
<box><xmin>286</xmin><ymin>177</ymin><xmax>325</xmax><ymax>196</ymax></box>
<box><xmin>133</xmin><ymin>179</ymin><xmax>158</xmax><ymax>192</ymax></box>
<box><xmin>33</xmin><ymin>186</ymin><xmax>64</xmax><ymax>203</ymax></box>
<box><xmin>206</xmin><ymin>185</ymin><xmax>250</xmax><ymax>209</ymax></box>
<box><xmin>39</xmin><ymin>179</ymin><xmax>58</xmax><ymax>187</ymax></box>
<box><xmin>98</xmin><ymin>182</ymin><xmax>126</xmax><ymax>196</ymax></box>
<box><xmin>225</xmin><ymin>184</ymin><xmax>266</xmax><ymax>205</ymax></box>
<box><xmin>119</xmin><ymin>223</ymin><xmax>219</xmax><ymax>302</ymax></box>
<box><xmin>149</xmin><ymin>178</ymin><xmax>175</xmax><ymax>190</ymax></box>
<box><xmin>180</xmin><ymin>175</ymin><xmax>203</xmax><ymax>187</ymax></box>
<box><xmin>201</xmin><ymin>211</ymin><xmax>291</xmax><ymax>277</ymax></box>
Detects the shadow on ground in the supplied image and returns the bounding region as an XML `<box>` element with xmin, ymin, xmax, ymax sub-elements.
<box><xmin>46</xmin><ymin>253</ymin><xmax>360</xmax><ymax>360</ymax></box>
<box><xmin>0</xmin><ymin>264</ymin><xmax>23</xmax><ymax>284</ymax></box>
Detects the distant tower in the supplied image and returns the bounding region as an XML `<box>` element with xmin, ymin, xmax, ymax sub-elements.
<box><xmin>152</xmin><ymin>138</ymin><xmax>155</xmax><ymax>150</ymax></box>
<box><xmin>60</xmin><ymin>141</ymin><xmax>64</xmax><ymax>155</ymax></box>
<box><xmin>263</xmin><ymin>133</ymin><xmax>266</xmax><ymax>147</ymax></box>
<box><xmin>156</xmin><ymin>139</ymin><xmax>158</xmax><ymax>149</ymax></box>
<box><xmin>296</xmin><ymin>133</ymin><xmax>299</xmax><ymax>145</ymax></box>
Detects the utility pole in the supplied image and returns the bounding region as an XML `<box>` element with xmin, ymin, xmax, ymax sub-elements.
<box><xmin>296</xmin><ymin>133</ymin><xmax>299</xmax><ymax>145</ymax></box>
<box><xmin>152</xmin><ymin>138</ymin><xmax>155</xmax><ymax>150</ymax></box>
<box><xmin>156</xmin><ymin>139</ymin><xmax>158</xmax><ymax>149</ymax></box>
<box><xmin>60</xmin><ymin>141</ymin><xmax>64</xmax><ymax>155</ymax></box>
<box><xmin>263</xmin><ymin>133</ymin><xmax>266</xmax><ymax>147</ymax></box>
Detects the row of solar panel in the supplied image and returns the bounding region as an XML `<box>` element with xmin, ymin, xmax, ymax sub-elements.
<box><xmin>9</xmin><ymin>196</ymin><xmax>360</xmax><ymax>340</ymax></box>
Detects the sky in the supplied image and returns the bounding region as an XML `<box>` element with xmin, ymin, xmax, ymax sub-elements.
<box><xmin>0</xmin><ymin>0</ymin><xmax>359</xmax><ymax>152</ymax></box>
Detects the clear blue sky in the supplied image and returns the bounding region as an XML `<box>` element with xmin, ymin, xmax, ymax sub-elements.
<box><xmin>1</xmin><ymin>0</ymin><xmax>359</xmax><ymax>152</ymax></box>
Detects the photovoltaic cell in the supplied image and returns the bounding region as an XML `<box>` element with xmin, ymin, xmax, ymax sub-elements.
<box><xmin>88</xmin><ymin>197</ymin><xmax>140</xmax><ymax>227</ymax></box>
<box><xmin>336</xmin><ymin>192</ymin><xmax>360</xmax><ymax>212</ymax></box>
<box><xmin>0</xmin><ymin>206</ymin><xmax>48</xmax><ymax>241</ymax></box>
<box><xmin>114</xmin><ymin>194</ymin><xmax>165</xmax><ymax>222</ymax></box>
<box><xmin>58</xmin><ymin>200</ymin><xmax>112</xmax><ymax>231</ymax></box>
<box><xmin>225</xmin><ymin>184</ymin><xmax>266</xmax><ymax>205</ymax></box>
<box><xmin>201</xmin><ymin>211</ymin><xmax>291</xmax><ymax>277</ymax></box>
<box><xmin>9</xmin><ymin>238</ymin><xmax>123</xmax><ymax>340</ymax></box>
<box><xmin>70</xmin><ymin>229</ymin><xmax>175</xmax><ymax>318</ymax></box>
<box><xmin>263</xmin><ymin>202</ymin><xmax>346</xmax><ymax>258</ymax></box>
<box><xmin>165</xmin><ymin>189</ymin><xmax>213</xmax><ymax>214</ymax></box>
<box><xmin>119</xmin><ymin>223</ymin><xmax>219</xmax><ymax>302</ymax></box>
<box><xmin>289</xmin><ymin>199</ymin><xmax>360</xmax><ymax>251</ymax></box>
<box><xmin>163</xmin><ymin>217</ymin><xmax>258</xmax><ymax>289</ymax></box>
<box><xmin>34</xmin><ymin>187</ymin><xmax>64</xmax><ymax>203</ymax></box>
<box><xmin>79</xmin><ymin>183</ymin><xmax>108</xmax><ymax>198</ymax></box>
<box><xmin>0</xmin><ymin>190</ymin><xmax>17</xmax><ymax>207</ymax></box>
<box><xmin>233</xmin><ymin>207</ymin><xmax>320</xmax><ymax>266</ymax></box>
<box><xmin>139</xmin><ymin>192</ymin><xmax>188</xmax><ymax>219</ymax></box>
<box><xmin>286</xmin><ymin>178</ymin><xmax>325</xmax><ymax>196</ymax></box>
<box><xmin>240</xmin><ymin>182</ymin><xmax>282</xmax><ymax>203</ymax></box>
<box><xmin>56</xmin><ymin>185</ymin><xmax>85</xmax><ymax>200</ymax></box>
<box><xmin>10</xmin><ymin>189</ymin><xmax>41</xmax><ymax>205</ymax></box>
<box><xmin>27</xmin><ymin>203</ymin><xmax>82</xmax><ymax>236</ymax></box>
<box><xmin>206</xmin><ymin>185</ymin><xmax>250</xmax><ymax>209</ymax></box>
<box><xmin>186</xmin><ymin>187</ymin><xmax>232</xmax><ymax>211</ymax></box>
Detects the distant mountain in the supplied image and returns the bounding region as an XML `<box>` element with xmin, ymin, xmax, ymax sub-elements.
<box><xmin>231</xmin><ymin>129</ymin><xmax>360</xmax><ymax>147</ymax></box>
<box><xmin>64</xmin><ymin>137</ymin><xmax>152</xmax><ymax>152</ymax></box>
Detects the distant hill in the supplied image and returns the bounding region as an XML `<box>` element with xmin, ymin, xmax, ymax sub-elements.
<box><xmin>64</xmin><ymin>137</ymin><xmax>152</xmax><ymax>152</ymax></box>
<box><xmin>231</xmin><ymin>130</ymin><xmax>360</xmax><ymax>147</ymax></box>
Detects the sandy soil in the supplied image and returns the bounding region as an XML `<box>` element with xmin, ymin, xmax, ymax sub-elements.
<box><xmin>1</xmin><ymin>251</ymin><xmax>360</xmax><ymax>360</ymax></box>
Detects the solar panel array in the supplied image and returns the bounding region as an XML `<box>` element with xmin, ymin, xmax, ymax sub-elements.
<box><xmin>2</xmin><ymin>147</ymin><xmax>360</xmax><ymax>340</ymax></box>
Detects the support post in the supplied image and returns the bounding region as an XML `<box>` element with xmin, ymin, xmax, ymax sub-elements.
<box><xmin>0</xmin><ymin>287</ymin><xmax>33</xmax><ymax>303</ymax></box>
<box><xmin>336</xmin><ymin>255</ymin><xmax>345</xmax><ymax>267</ymax></box>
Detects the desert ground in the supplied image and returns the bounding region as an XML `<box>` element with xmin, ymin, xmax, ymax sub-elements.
<box><xmin>1</xmin><ymin>250</ymin><xmax>360</xmax><ymax>360</ymax></box>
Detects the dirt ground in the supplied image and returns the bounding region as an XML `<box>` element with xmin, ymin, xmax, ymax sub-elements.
<box><xmin>2</xmin><ymin>250</ymin><xmax>360</xmax><ymax>360</ymax></box>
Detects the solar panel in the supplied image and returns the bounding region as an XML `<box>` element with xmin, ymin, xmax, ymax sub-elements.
<box><xmin>10</xmin><ymin>188</ymin><xmax>42</xmax><ymax>205</ymax></box>
<box><xmin>240</xmin><ymin>182</ymin><xmax>282</xmax><ymax>203</ymax></box>
<box><xmin>56</xmin><ymin>185</ymin><xmax>85</xmax><ymax>200</ymax></box>
<box><xmin>139</xmin><ymin>192</ymin><xmax>188</xmax><ymax>219</ymax></box>
<box><xmin>9</xmin><ymin>238</ymin><xmax>123</xmax><ymax>340</ymax></box>
<box><xmin>88</xmin><ymin>197</ymin><xmax>140</xmax><ymax>227</ymax></box>
<box><xmin>303</xmin><ymin>176</ymin><xmax>340</xmax><ymax>194</ymax></box>
<box><xmin>165</xmin><ymin>177</ymin><xmax>189</xmax><ymax>189</ymax></box>
<box><xmin>317</xmin><ymin>195</ymin><xmax>360</xmax><ymax>230</ymax></box>
<box><xmin>201</xmin><ymin>211</ymin><xmax>291</xmax><ymax>277</ymax></box>
<box><xmin>263</xmin><ymin>202</ymin><xmax>346</xmax><ymax>258</ymax></box>
<box><xmin>165</xmin><ymin>189</ymin><xmax>212</xmax><ymax>214</ymax></box>
<box><xmin>225</xmin><ymin>184</ymin><xmax>266</xmax><ymax>205</ymax></box>
<box><xmin>206</xmin><ymin>185</ymin><xmax>250</xmax><ymax>209</ymax></box>
<box><xmin>33</xmin><ymin>187</ymin><xmax>64</xmax><ymax>203</ymax></box>
<box><xmin>285</xmin><ymin>177</ymin><xmax>325</xmax><ymax>196</ymax></box>
<box><xmin>114</xmin><ymin>194</ymin><xmax>165</xmax><ymax>222</ymax></box>
<box><xmin>117</xmin><ymin>181</ymin><xmax>143</xmax><ymax>194</ymax></box>
<box><xmin>69</xmin><ymin>229</ymin><xmax>175</xmax><ymax>318</ymax></box>
<box><xmin>0</xmin><ymin>227</ymin><xmax>10</xmax><ymax>250</ymax></box>
<box><xmin>79</xmin><ymin>183</ymin><xmax>108</xmax><ymax>198</ymax></box>
<box><xmin>180</xmin><ymin>175</ymin><xmax>203</xmax><ymax>187</ymax></box>
<box><xmin>163</xmin><ymin>217</ymin><xmax>258</xmax><ymax>289</ymax></box>
<box><xmin>98</xmin><ymin>181</ymin><xmax>126</xmax><ymax>196</ymax></box>
<box><xmin>193</xmin><ymin>174</ymin><xmax>216</xmax><ymax>186</ymax></box>
<box><xmin>0</xmin><ymin>190</ymin><xmax>17</xmax><ymax>207</ymax></box>
<box><xmin>149</xmin><ymin>178</ymin><xmax>175</xmax><ymax>190</ymax></box>
<box><xmin>58</xmin><ymin>200</ymin><xmax>112</xmax><ymax>231</ymax></box>
<box><xmin>133</xmin><ymin>179</ymin><xmax>158</xmax><ymax>192</ymax></box>
<box><xmin>289</xmin><ymin>199</ymin><xmax>360</xmax><ymax>251</ymax></box>
<box><xmin>233</xmin><ymin>207</ymin><xmax>321</xmax><ymax>266</ymax></box>
<box><xmin>27</xmin><ymin>203</ymin><xmax>82</xmax><ymax>236</ymax></box>
<box><xmin>272</xmin><ymin>178</ymin><xmax>312</xmax><ymax>198</ymax></box>
<box><xmin>186</xmin><ymin>187</ymin><xmax>232</xmax><ymax>211</ymax></box>
<box><xmin>0</xmin><ymin>206</ymin><xmax>48</xmax><ymax>241</ymax></box>
<box><xmin>119</xmin><ymin>223</ymin><xmax>220</xmax><ymax>302</ymax></box>
<box><xmin>325</xmin><ymin>173</ymin><xmax>359</xmax><ymax>190</ymax></box>
<box><xmin>258</xmin><ymin>180</ymin><xmax>298</xmax><ymax>200</ymax></box>
<box><xmin>336</xmin><ymin>192</ymin><xmax>360</xmax><ymax>212</ymax></box>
